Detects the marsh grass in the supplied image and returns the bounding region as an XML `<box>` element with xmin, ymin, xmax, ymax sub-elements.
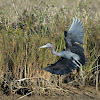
<box><xmin>0</xmin><ymin>0</ymin><xmax>100</xmax><ymax>97</ymax></box>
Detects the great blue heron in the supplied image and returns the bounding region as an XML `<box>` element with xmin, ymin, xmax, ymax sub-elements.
<box><xmin>39</xmin><ymin>18</ymin><xmax>85</xmax><ymax>78</ymax></box>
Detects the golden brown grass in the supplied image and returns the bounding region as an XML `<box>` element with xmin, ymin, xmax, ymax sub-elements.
<box><xmin>0</xmin><ymin>0</ymin><xmax>100</xmax><ymax>98</ymax></box>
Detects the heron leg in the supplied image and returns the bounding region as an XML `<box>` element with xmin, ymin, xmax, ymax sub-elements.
<box><xmin>80</xmin><ymin>63</ymin><xmax>84</xmax><ymax>81</ymax></box>
<box><xmin>76</xmin><ymin>60</ymin><xmax>84</xmax><ymax>83</ymax></box>
<box><xmin>59</xmin><ymin>75</ymin><xmax>62</xmax><ymax>87</ymax></box>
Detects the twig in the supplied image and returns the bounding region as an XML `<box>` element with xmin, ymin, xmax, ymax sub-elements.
<box><xmin>15</xmin><ymin>76</ymin><xmax>50</xmax><ymax>84</ymax></box>
<box><xmin>96</xmin><ymin>61</ymin><xmax>99</xmax><ymax>94</ymax></box>
<box><xmin>17</xmin><ymin>91</ymin><xmax>34</xmax><ymax>100</ymax></box>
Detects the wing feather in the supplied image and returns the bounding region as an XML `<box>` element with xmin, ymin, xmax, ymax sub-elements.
<box><xmin>68</xmin><ymin>18</ymin><xmax>84</xmax><ymax>44</ymax></box>
<box><xmin>42</xmin><ymin>57</ymin><xmax>77</xmax><ymax>75</ymax></box>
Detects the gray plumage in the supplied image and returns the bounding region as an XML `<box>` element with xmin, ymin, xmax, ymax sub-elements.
<box><xmin>67</xmin><ymin>18</ymin><xmax>84</xmax><ymax>44</ymax></box>
<box><xmin>42</xmin><ymin>43</ymin><xmax>85</xmax><ymax>75</ymax></box>
<box><xmin>40</xmin><ymin>43</ymin><xmax>80</xmax><ymax>62</ymax></box>
<box><xmin>64</xmin><ymin>18</ymin><xmax>84</xmax><ymax>49</ymax></box>
<box><xmin>39</xmin><ymin>18</ymin><xmax>85</xmax><ymax>75</ymax></box>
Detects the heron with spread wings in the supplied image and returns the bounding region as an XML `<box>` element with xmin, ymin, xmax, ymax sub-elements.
<box><xmin>39</xmin><ymin>18</ymin><xmax>85</xmax><ymax>79</ymax></box>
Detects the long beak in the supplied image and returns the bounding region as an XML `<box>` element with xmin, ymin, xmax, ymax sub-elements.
<box><xmin>39</xmin><ymin>45</ymin><xmax>48</xmax><ymax>48</ymax></box>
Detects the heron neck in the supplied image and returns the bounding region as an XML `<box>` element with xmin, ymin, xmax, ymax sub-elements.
<box><xmin>50</xmin><ymin>47</ymin><xmax>61</xmax><ymax>56</ymax></box>
<box><xmin>50</xmin><ymin>46</ymin><xmax>57</xmax><ymax>55</ymax></box>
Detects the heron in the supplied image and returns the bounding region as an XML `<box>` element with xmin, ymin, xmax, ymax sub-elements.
<box><xmin>39</xmin><ymin>18</ymin><xmax>85</xmax><ymax>79</ymax></box>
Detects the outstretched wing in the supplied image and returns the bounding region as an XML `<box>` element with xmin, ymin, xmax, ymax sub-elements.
<box><xmin>41</xmin><ymin>43</ymin><xmax>85</xmax><ymax>75</ymax></box>
<box><xmin>42</xmin><ymin>57</ymin><xmax>77</xmax><ymax>75</ymax></box>
<box><xmin>64</xmin><ymin>18</ymin><xmax>84</xmax><ymax>48</ymax></box>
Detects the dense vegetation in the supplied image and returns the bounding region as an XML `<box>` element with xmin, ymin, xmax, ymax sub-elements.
<box><xmin>0</xmin><ymin>0</ymin><xmax>100</xmax><ymax>97</ymax></box>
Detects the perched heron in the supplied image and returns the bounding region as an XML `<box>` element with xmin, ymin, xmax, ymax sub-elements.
<box><xmin>39</xmin><ymin>18</ymin><xmax>85</xmax><ymax>78</ymax></box>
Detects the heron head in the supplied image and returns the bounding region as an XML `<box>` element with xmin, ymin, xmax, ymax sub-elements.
<box><xmin>39</xmin><ymin>43</ymin><xmax>54</xmax><ymax>48</ymax></box>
